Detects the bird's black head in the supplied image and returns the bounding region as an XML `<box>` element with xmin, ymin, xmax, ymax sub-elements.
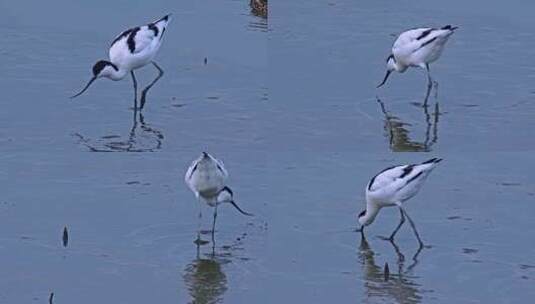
<box><xmin>92</xmin><ymin>60</ymin><xmax>117</xmax><ymax>77</ymax></box>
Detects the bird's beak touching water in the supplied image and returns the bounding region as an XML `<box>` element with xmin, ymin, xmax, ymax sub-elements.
<box><xmin>377</xmin><ymin>70</ymin><xmax>392</xmax><ymax>88</ymax></box>
<box><xmin>71</xmin><ymin>76</ymin><xmax>97</xmax><ymax>98</ymax></box>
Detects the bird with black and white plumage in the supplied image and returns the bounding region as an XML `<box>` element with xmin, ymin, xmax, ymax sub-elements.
<box><xmin>377</xmin><ymin>25</ymin><xmax>458</xmax><ymax>89</ymax></box>
<box><xmin>357</xmin><ymin>158</ymin><xmax>442</xmax><ymax>247</ymax></box>
<box><xmin>71</xmin><ymin>14</ymin><xmax>171</xmax><ymax>110</ymax></box>
<box><xmin>185</xmin><ymin>152</ymin><xmax>253</xmax><ymax>242</ymax></box>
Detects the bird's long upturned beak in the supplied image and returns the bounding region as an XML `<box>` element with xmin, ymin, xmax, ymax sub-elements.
<box><xmin>377</xmin><ymin>70</ymin><xmax>392</xmax><ymax>88</ymax></box>
<box><xmin>71</xmin><ymin>76</ymin><xmax>97</xmax><ymax>98</ymax></box>
<box><xmin>229</xmin><ymin>201</ymin><xmax>254</xmax><ymax>216</ymax></box>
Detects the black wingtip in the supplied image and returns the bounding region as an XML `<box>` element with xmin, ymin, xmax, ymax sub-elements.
<box><xmin>442</xmin><ymin>25</ymin><xmax>459</xmax><ymax>31</ymax></box>
<box><xmin>422</xmin><ymin>158</ymin><xmax>443</xmax><ymax>164</ymax></box>
<box><xmin>156</xmin><ymin>14</ymin><xmax>172</xmax><ymax>23</ymax></box>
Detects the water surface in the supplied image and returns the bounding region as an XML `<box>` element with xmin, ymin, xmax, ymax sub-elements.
<box><xmin>1</xmin><ymin>0</ymin><xmax>535</xmax><ymax>303</ymax></box>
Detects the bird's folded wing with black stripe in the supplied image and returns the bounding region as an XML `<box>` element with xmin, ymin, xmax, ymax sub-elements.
<box><xmin>393</xmin><ymin>27</ymin><xmax>434</xmax><ymax>51</ymax></box>
<box><xmin>368</xmin><ymin>164</ymin><xmax>412</xmax><ymax>192</ymax></box>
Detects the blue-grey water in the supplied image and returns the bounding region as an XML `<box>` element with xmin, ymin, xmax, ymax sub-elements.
<box><xmin>1</xmin><ymin>0</ymin><xmax>534</xmax><ymax>303</ymax></box>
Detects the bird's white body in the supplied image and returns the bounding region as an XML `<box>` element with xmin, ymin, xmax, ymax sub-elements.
<box><xmin>185</xmin><ymin>152</ymin><xmax>229</xmax><ymax>207</ymax></box>
<box><xmin>377</xmin><ymin>25</ymin><xmax>457</xmax><ymax>88</ymax></box>
<box><xmin>71</xmin><ymin>14</ymin><xmax>171</xmax><ymax>108</ymax></box>
<box><xmin>185</xmin><ymin>152</ymin><xmax>252</xmax><ymax>237</ymax></box>
<box><xmin>391</xmin><ymin>27</ymin><xmax>456</xmax><ymax>72</ymax></box>
<box><xmin>108</xmin><ymin>15</ymin><xmax>170</xmax><ymax>80</ymax></box>
<box><xmin>359</xmin><ymin>158</ymin><xmax>442</xmax><ymax>226</ymax></box>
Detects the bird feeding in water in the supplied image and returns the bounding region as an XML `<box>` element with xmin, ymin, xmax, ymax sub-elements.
<box><xmin>377</xmin><ymin>25</ymin><xmax>458</xmax><ymax>90</ymax></box>
<box><xmin>185</xmin><ymin>152</ymin><xmax>253</xmax><ymax>241</ymax></box>
<box><xmin>357</xmin><ymin>158</ymin><xmax>442</xmax><ymax>247</ymax></box>
<box><xmin>71</xmin><ymin>14</ymin><xmax>171</xmax><ymax>110</ymax></box>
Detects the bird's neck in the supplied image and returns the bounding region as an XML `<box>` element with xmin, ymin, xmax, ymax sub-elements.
<box><xmin>393</xmin><ymin>61</ymin><xmax>408</xmax><ymax>73</ymax></box>
<box><xmin>362</xmin><ymin>201</ymin><xmax>381</xmax><ymax>226</ymax></box>
<box><xmin>108</xmin><ymin>66</ymin><xmax>128</xmax><ymax>80</ymax></box>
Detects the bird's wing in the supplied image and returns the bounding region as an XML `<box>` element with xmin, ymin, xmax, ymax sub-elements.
<box><xmin>214</xmin><ymin>158</ymin><xmax>229</xmax><ymax>179</ymax></box>
<box><xmin>111</xmin><ymin>27</ymin><xmax>136</xmax><ymax>48</ymax></box>
<box><xmin>393</xmin><ymin>27</ymin><xmax>456</xmax><ymax>57</ymax></box>
<box><xmin>109</xmin><ymin>26</ymin><xmax>155</xmax><ymax>56</ymax></box>
<box><xmin>393</xmin><ymin>28</ymin><xmax>434</xmax><ymax>52</ymax></box>
<box><xmin>367</xmin><ymin>158</ymin><xmax>442</xmax><ymax>202</ymax></box>
<box><xmin>130</xmin><ymin>15</ymin><xmax>170</xmax><ymax>54</ymax></box>
<box><xmin>184</xmin><ymin>159</ymin><xmax>199</xmax><ymax>185</ymax></box>
<box><xmin>391</xmin><ymin>158</ymin><xmax>441</xmax><ymax>201</ymax></box>
<box><xmin>367</xmin><ymin>164</ymin><xmax>413</xmax><ymax>192</ymax></box>
<box><xmin>109</xmin><ymin>16</ymin><xmax>170</xmax><ymax>60</ymax></box>
<box><xmin>128</xmin><ymin>26</ymin><xmax>157</xmax><ymax>54</ymax></box>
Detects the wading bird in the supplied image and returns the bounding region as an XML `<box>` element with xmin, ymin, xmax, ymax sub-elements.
<box><xmin>357</xmin><ymin>158</ymin><xmax>442</xmax><ymax>247</ymax></box>
<box><xmin>71</xmin><ymin>14</ymin><xmax>171</xmax><ymax>110</ymax></box>
<box><xmin>377</xmin><ymin>25</ymin><xmax>458</xmax><ymax>90</ymax></box>
<box><xmin>185</xmin><ymin>152</ymin><xmax>253</xmax><ymax>241</ymax></box>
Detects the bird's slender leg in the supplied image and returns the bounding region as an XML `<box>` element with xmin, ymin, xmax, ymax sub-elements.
<box><xmin>389</xmin><ymin>207</ymin><xmax>406</xmax><ymax>240</ymax></box>
<box><xmin>131</xmin><ymin>71</ymin><xmax>138</xmax><ymax>110</ymax></box>
<box><xmin>388</xmin><ymin>238</ymin><xmax>406</xmax><ymax>264</ymax></box>
<box><xmin>425</xmin><ymin>64</ymin><xmax>433</xmax><ymax>86</ymax></box>
<box><xmin>211</xmin><ymin>204</ymin><xmax>218</xmax><ymax>234</ymax></box>
<box><xmin>401</xmin><ymin>207</ymin><xmax>424</xmax><ymax>249</ymax></box>
<box><xmin>421</xmin><ymin>64</ymin><xmax>434</xmax><ymax>107</ymax></box>
<box><xmin>211</xmin><ymin>205</ymin><xmax>218</xmax><ymax>251</ymax></box>
<box><xmin>196</xmin><ymin>197</ymin><xmax>203</xmax><ymax>242</ymax></box>
<box><xmin>140</xmin><ymin>61</ymin><xmax>164</xmax><ymax>110</ymax></box>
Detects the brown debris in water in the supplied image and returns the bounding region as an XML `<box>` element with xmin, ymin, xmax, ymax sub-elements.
<box><xmin>250</xmin><ymin>0</ymin><xmax>267</xmax><ymax>18</ymax></box>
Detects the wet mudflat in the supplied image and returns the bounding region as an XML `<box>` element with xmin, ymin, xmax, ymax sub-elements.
<box><xmin>1</xmin><ymin>0</ymin><xmax>535</xmax><ymax>303</ymax></box>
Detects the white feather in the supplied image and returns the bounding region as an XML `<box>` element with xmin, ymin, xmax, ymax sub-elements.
<box><xmin>358</xmin><ymin>159</ymin><xmax>441</xmax><ymax>226</ymax></box>
<box><xmin>109</xmin><ymin>16</ymin><xmax>170</xmax><ymax>72</ymax></box>
<box><xmin>185</xmin><ymin>152</ymin><xmax>228</xmax><ymax>206</ymax></box>
<box><xmin>392</xmin><ymin>27</ymin><xmax>456</xmax><ymax>69</ymax></box>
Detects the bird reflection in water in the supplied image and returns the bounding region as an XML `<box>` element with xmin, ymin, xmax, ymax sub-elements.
<box><xmin>183</xmin><ymin>254</ymin><xmax>229</xmax><ymax>304</ymax></box>
<box><xmin>376</xmin><ymin>97</ymin><xmax>439</xmax><ymax>152</ymax></box>
<box><xmin>183</xmin><ymin>224</ymin><xmax>252</xmax><ymax>304</ymax></box>
<box><xmin>183</xmin><ymin>233</ymin><xmax>241</xmax><ymax>304</ymax></box>
<box><xmin>73</xmin><ymin>108</ymin><xmax>163</xmax><ymax>152</ymax></box>
<box><xmin>358</xmin><ymin>234</ymin><xmax>424</xmax><ymax>304</ymax></box>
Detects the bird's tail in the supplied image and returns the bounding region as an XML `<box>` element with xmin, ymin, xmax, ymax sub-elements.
<box><xmin>152</xmin><ymin>14</ymin><xmax>171</xmax><ymax>40</ymax></box>
<box><xmin>422</xmin><ymin>158</ymin><xmax>443</xmax><ymax>165</ymax></box>
<box><xmin>442</xmin><ymin>25</ymin><xmax>458</xmax><ymax>31</ymax></box>
<box><xmin>156</xmin><ymin>14</ymin><xmax>172</xmax><ymax>24</ymax></box>
<box><xmin>420</xmin><ymin>158</ymin><xmax>443</xmax><ymax>171</ymax></box>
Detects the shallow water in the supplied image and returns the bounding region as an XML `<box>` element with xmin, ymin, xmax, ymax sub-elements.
<box><xmin>1</xmin><ymin>0</ymin><xmax>535</xmax><ymax>303</ymax></box>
